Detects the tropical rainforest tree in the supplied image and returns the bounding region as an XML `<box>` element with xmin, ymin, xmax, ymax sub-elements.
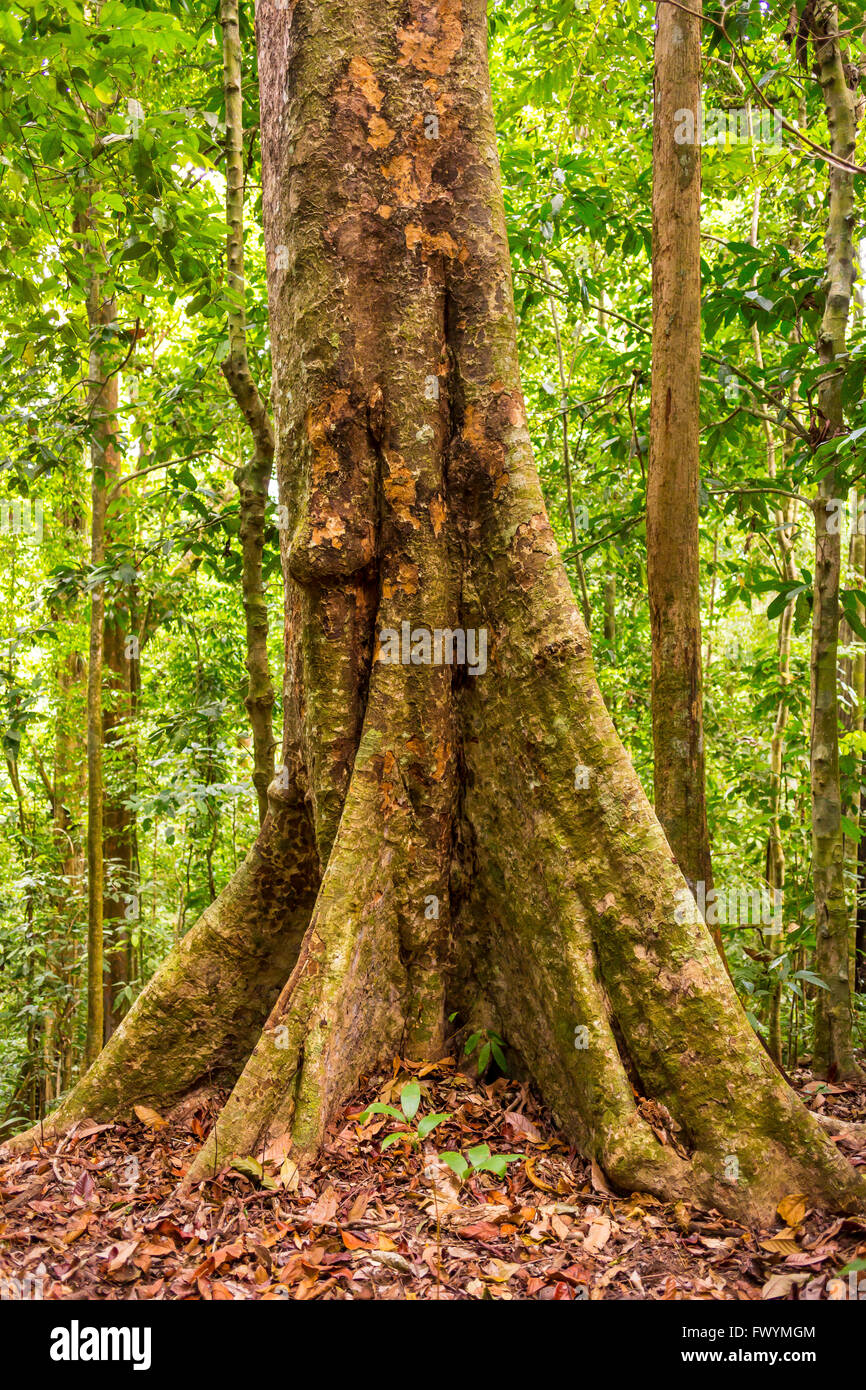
<box><xmin>7</xmin><ymin>0</ymin><xmax>863</xmax><ymax>1229</ymax></box>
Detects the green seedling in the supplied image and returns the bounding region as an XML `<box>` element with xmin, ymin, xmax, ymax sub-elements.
<box><xmin>438</xmin><ymin>1143</ymin><xmax>523</xmax><ymax>1182</ymax></box>
<box><xmin>359</xmin><ymin>1079</ymin><xmax>451</xmax><ymax>1149</ymax></box>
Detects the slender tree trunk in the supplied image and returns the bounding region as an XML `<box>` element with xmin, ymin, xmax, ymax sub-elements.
<box><xmin>56</xmin><ymin>653</ymin><xmax>86</xmax><ymax>1090</ymax></box>
<box><xmin>84</xmin><ymin>281</ymin><xmax>117</xmax><ymax>1067</ymax></box>
<box><xmin>767</xmin><ymin>521</ymin><xmax>796</xmax><ymax>1066</ymax></box>
<box><xmin>603</xmin><ymin>574</ymin><xmax>616</xmax><ymax>647</ymax></box>
<box><xmin>647</xmin><ymin>0</ymin><xmax>716</xmax><ymax>936</ymax></box>
<box><xmin>102</xmin><ymin>613</ymin><xmax>134</xmax><ymax>1040</ymax></box>
<box><xmin>11</xmin><ymin>0</ymin><xmax>866</xmax><ymax>1226</ymax></box>
<box><xmin>839</xmin><ymin>493</ymin><xmax>864</xmax><ymax>990</ymax></box>
<box><xmin>810</xmin><ymin>1</ymin><xmax>862</xmax><ymax>1080</ymax></box>
<box><xmin>541</xmin><ymin>256</ymin><xmax>591</xmax><ymax>629</ymax></box>
<box><xmin>751</xmin><ymin>247</ymin><xmax>798</xmax><ymax>1065</ymax></box>
<box><xmin>220</xmin><ymin>0</ymin><xmax>277</xmax><ymax>825</ymax></box>
<box><xmin>857</xmin><ymin>825</ymin><xmax>866</xmax><ymax>992</ymax></box>
<box><xmin>50</xmin><ymin>485</ymin><xmax>87</xmax><ymax>1093</ymax></box>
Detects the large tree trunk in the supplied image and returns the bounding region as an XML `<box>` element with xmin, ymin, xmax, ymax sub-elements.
<box><xmin>810</xmin><ymin>1</ymin><xmax>862</xmax><ymax>1081</ymax></box>
<box><xmin>12</xmin><ymin>0</ymin><xmax>866</xmax><ymax>1225</ymax></box>
<box><xmin>646</xmin><ymin>0</ymin><xmax>716</xmax><ymax>931</ymax></box>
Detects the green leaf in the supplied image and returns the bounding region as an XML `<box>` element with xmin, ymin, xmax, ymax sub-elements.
<box><xmin>358</xmin><ymin>1103</ymin><xmax>403</xmax><ymax>1123</ymax></box>
<box><xmin>229</xmin><ymin>1155</ymin><xmax>277</xmax><ymax>1189</ymax></box>
<box><xmin>439</xmin><ymin>1152</ymin><xmax>470</xmax><ymax>1181</ymax></box>
<box><xmin>381</xmin><ymin>1131</ymin><xmax>413</xmax><ymax>1149</ymax></box>
<box><xmin>767</xmin><ymin>584</ymin><xmax>807</xmax><ymax>620</ymax></box>
<box><xmin>417</xmin><ymin>1112</ymin><xmax>451</xmax><ymax>1139</ymax></box>
<box><xmin>0</xmin><ymin>10</ymin><xmax>23</xmax><ymax>41</ymax></box>
<box><xmin>40</xmin><ymin>129</ymin><xmax>64</xmax><ymax>163</ymax></box>
<box><xmin>467</xmin><ymin>1143</ymin><xmax>491</xmax><ymax>1168</ymax></box>
<box><xmin>478</xmin><ymin>1153</ymin><xmax>522</xmax><ymax>1175</ymax></box>
<box><xmin>119</xmin><ymin>239</ymin><xmax>152</xmax><ymax>262</ymax></box>
<box><xmin>792</xmin><ymin>970</ymin><xmax>829</xmax><ymax>990</ymax></box>
<box><xmin>400</xmin><ymin>1080</ymin><xmax>421</xmax><ymax>1120</ymax></box>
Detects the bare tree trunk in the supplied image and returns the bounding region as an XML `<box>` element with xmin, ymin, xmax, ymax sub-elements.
<box><xmin>102</xmin><ymin>613</ymin><xmax>134</xmax><ymax>1040</ymax></box>
<box><xmin>56</xmin><ymin>659</ymin><xmax>86</xmax><ymax>1092</ymax></box>
<box><xmin>83</xmin><ymin>278</ymin><xmax>115</xmax><ymax>1068</ymax></box>
<box><xmin>647</xmin><ymin>0</ymin><xmax>716</xmax><ymax>942</ymax></box>
<box><xmin>767</xmin><ymin>521</ymin><xmax>796</xmax><ymax>1066</ymax></box>
<box><xmin>839</xmin><ymin>493</ymin><xmax>864</xmax><ymax>995</ymax></box>
<box><xmin>809</xmin><ymin>1</ymin><xmax>862</xmax><ymax>1080</ymax></box>
<box><xmin>220</xmin><ymin>0</ymin><xmax>276</xmax><ymax>825</ymax></box>
<box><xmin>11</xmin><ymin>0</ymin><xmax>866</xmax><ymax>1226</ymax></box>
<box><xmin>750</xmin><ymin>214</ymin><xmax>798</xmax><ymax>1066</ymax></box>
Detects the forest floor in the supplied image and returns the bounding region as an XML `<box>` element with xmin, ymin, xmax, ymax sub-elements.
<box><xmin>2</xmin><ymin>1057</ymin><xmax>866</xmax><ymax>1302</ymax></box>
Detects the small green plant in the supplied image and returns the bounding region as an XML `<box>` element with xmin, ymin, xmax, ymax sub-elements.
<box><xmin>359</xmin><ymin>1079</ymin><xmax>451</xmax><ymax>1148</ymax></box>
<box><xmin>438</xmin><ymin>1143</ymin><xmax>522</xmax><ymax>1182</ymax></box>
<box><xmin>359</xmin><ymin>1081</ymin><xmax>522</xmax><ymax>1185</ymax></box>
<box><xmin>463</xmin><ymin>1027</ymin><xmax>508</xmax><ymax>1075</ymax></box>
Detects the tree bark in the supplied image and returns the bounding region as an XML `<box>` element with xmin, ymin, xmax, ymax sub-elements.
<box><xmin>49</xmin><ymin>488</ymin><xmax>87</xmax><ymax>1097</ymax></box>
<box><xmin>102</xmin><ymin>609</ymin><xmax>135</xmax><ymax>1040</ymax></box>
<box><xmin>839</xmin><ymin>492</ymin><xmax>864</xmax><ymax>994</ymax></box>
<box><xmin>83</xmin><ymin>276</ymin><xmax>115</xmax><ymax>1068</ymax></box>
<box><xmin>11</xmin><ymin>0</ymin><xmax>866</xmax><ymax>1225</ymax></box>
<box><xmin>647</xmin><ymin>0</ymin><xmax>716</xmax><ymax>942</ymax></box>
<box><xmin>809</xmin><ymin>1</ymin><xmax>862</xmax><ymax>1080</ymax></box>
<box><xmin>766</xmin><ymin>514</ymin><xmax>796</xmax><ymax>1066</ymax></box>
<box><xmin>220</xmin><ymin>0</ymin><xmax>277</xmax><ymax>826</ymax></box>
<box><xmin>54</xmin><ymin>647</ymin><xmax>86</xmax><ymax>1093</ymax></box>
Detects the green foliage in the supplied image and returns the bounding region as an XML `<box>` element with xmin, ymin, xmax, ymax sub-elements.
<box><xmin>463</xmin><ymin>1028</ymin><xmax>508</xmax><ymax>1076</ymax></box>
<box><xmin>359</xmin><ymin>1081</ymin><xmax>451</xmax><ymax>1150</ymax></box>
<box><xmin>438</xmin><ymin>1145</ymin><xmax>523</xmax><ymax>1183</ymax></box>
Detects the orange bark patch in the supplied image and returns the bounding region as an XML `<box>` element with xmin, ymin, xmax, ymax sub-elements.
<box><xmin>382</xmin><ymin>450</ymin><xmax>419</xmax><ymax>527</ymax></box>
<box><xmin>311</xmin><ymin>514</ymin><xmax>346</xmax><ymax>549</ymax></box>
<box><xmin>348</xmin><ymin>55</ymin><xmax>384</xmax><ymax>110</ymax></box>
<box><xmin>306</xmin><ymin>390</ymin><xmax>351</xmax><ymax>484</ymax></box>
<box><xmin>433</xmin><ymin>739</ymin><xmax>449</xmax><ymax>781</ymax></box>
<box><xmin>429</xmin><ymin>495</ymin><xmax>446</xmax><ymax>536</ymax></box>
<box><xmin>379</xmin><ymin>749</ymin><xmax>402</xmax><ymax>817</ymax></box>
<box><xmin>405</xmin><ymin>222</ymin><xmax>458</xmax><ymax>260</ymax></box>
<box><xmin>462</xmin><ymin>400</ymin><xmax>507</xmax><ymax>495</ymax></box>
<box><xmin>367</xmin><ymin>115</ymin><xmax>395</xmax><ymax>150</ymax></box>
<box><xmin>382</xmin><ymin>559</ymin><xmax>420</xmax><ymax>598</ymax></box>
<box><xmin>397</xmin><ymin>0</ymin><xmax>464</xmax><ymax>77</ymax></box>
<box><xmin>382</xmin><ymin>153</ymin><xmax>421</xmax><ymax>206</ymax></box>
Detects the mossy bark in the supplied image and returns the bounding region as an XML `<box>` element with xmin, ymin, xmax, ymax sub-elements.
<box><xmin>102</xmin><ymin>597</ymin><xmax>135</xmax><ymax>1040</ymax></box>
<box><xmin>809</xmin><ymin>2</ymin><xmax>862</xmax><ymax>1081</ymax></box>
<box><xmin>12</xmin><ymin>0</ymin><xmax>866</xmax><ymax>1226</ymax></box>
<box><xmin>646</xmin><ymin>0</ymin><xmax>716</xmax><ymax>940</ymax></box>
<box><xmin>83</xmin><ymin>269</ymin><xmax>114</xmax><ymax>1068</ymax></box>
